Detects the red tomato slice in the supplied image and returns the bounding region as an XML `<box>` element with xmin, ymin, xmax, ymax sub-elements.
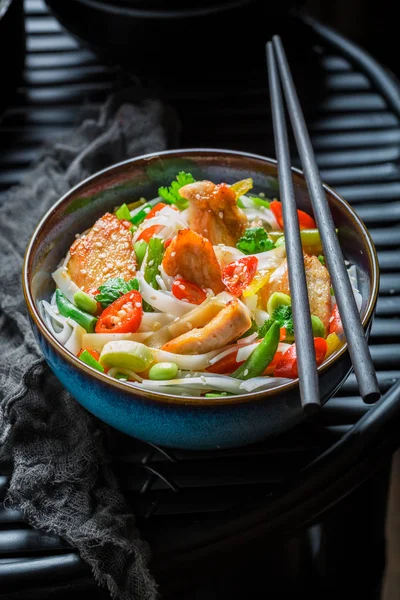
<box><xmin>270</xmin><ymin>200</ymin><xmax>316</xmax><ymax>230</ymax></box>
<box><xmin>329</xmin><ymin>303</ymin><xmax>343</xmax><ymax>335</ymax></box>
<box><xmin>274</xmin><ymin>338</ymin><xmax>328</xmax><ymax>379</ymax></box>
<box><xmin>221</xmin><ymin>256</ymin><xmax>258</xmax><ymax>297</ymax></box>
<box><xmin>172</xmin><ymin>278</ymin><xmax>207</xmax><ymax>305</ymax></box>
<box><xmin>137</xmin><ymin>224</ymin><xmax>162</xmax><ymax>242</ymax></box>
<box><xmin>144</xmin><ymin>202</ymin><xmax>168</xmax><ymax>220</ymax></box>
<box><xmin>206</xmin><ymin>351</ymin><xmax>245</xmax><ymax>374</ymax></box>
<box><xmin>95</xmin><ymin>290</ymin><xmax>143</xmax><ymax>333</ymax></box>
<box><xmin>263</xmin><ymin>350</ymin><xmax>283</xmax><ymax>376</ymax></box>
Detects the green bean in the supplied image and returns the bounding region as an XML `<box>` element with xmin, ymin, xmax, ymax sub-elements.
<box><xmin>73</xmin><ymin>290</ymin><xmax>98</xmax><ymax>315</ymax></box>
<box><xmin>144</xmin><ymin>237</ymin><xmax>164</xmax><ymax>289</ymax></box>
<box><xmin>311</xmin><ymin>315</ymin><xmax>326</xmax><ymax>338</ymax></box>
<box><xmin>134</xmin><ymin>240</ymin><xmax>148</xmax><ymax>267</ymax></box>
<box><xmin>130</xmin><ymin>204</ymin><xmax>152</xmax><ymax>226</ymax></box>
<box><xmin>56</xmin><ymin>290</ymin><xmax>98</xmax><ymax>333</ymax></box>
<box><xmin>78</xmin><ymin>349</ymin><xmax>104</xmax><ymax>372</ymax></box>
<box><xmin>232</xmin><ymin>321</ymin><xmax>280</xmax><ymax>380</ymax></box>
<box><xmin>115</xmin><ymin>203</ymin><xmax>132</xmax><ymax>221</ymax></box>
<box><xmin>148</xmin><ymin>362</ymin><xmax>178</xmax><ymax>380</ymax></box>
<box><xmin>267</xmin><ymin>292</ymin><xmax>291</xmax><ymax>315</ymax></box>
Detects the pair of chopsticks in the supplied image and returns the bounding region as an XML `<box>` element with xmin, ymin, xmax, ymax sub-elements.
<box><xmin>266</xmin><ymin>36</ymin><xmax>380</xmax><ymax>413</ymax></box>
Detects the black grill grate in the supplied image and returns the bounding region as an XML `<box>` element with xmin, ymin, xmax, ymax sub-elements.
<box><xmin>1</xmin><ymin>0</ymin><xmax>400</xmax><ymax>596</ymax></box>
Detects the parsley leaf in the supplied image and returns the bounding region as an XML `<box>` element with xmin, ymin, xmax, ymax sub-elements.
<box><xmin>271</xmin><ymin>305</ymin><xmax>294</xmax><ymax>336</ymax></box>
<box><xmin>258</xmin><ymin>319</ymin><xmax>274</xmax><ymax>338</ymax></box>
<box><xmin>158</xmin><ymin>171</ymin><xmax>195</xmax><ymax>210</ymax></box>
<box><xmin>236</xmin><ymin>227</ymin><xmax>275</xmax><ymax>255</ymax></box>
<box><xmin>95</xmin><ymin>277</ymin><xmax>139</xmax><ymax>309</ymax></box>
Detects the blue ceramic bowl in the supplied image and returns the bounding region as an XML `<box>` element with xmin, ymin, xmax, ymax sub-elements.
<box><xmin>22</xmin><ymin>149</ymin><xmax>379</xmax><ymax>450</ymax></box>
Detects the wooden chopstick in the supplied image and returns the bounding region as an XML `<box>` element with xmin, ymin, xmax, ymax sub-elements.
<box><xmin>271</xmin><ymin>35</ymin><xmax>381</xmax><ymax>405</ymax></box>
<box><xmin>266</xmin><ymin>42</ymin><xmax>321</xmax><ymax>415</ymax></box>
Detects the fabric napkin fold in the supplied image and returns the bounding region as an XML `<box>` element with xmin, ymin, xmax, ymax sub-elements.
<box><xmin>0</xmin><ymin>87</ymin><xmax>178</xmax><ymax>600</ymax></box>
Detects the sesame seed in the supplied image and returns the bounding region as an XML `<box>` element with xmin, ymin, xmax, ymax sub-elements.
<box><xmin>171</xmin><ymin>252</ymin><xmax>176</xmax><ymax>257</ymax></box>
<box><xmin>106</xmin><ymin>262</ymin><xmax>113</xmax><ymax>269</ymax></box>
<box><xmin>95</xmin><ymin>242</ymin><xmax>103</xmax><ymax>248</ymax></box>
<box><xmin>80</xmin><ymin>269</ymin><xmax>87</xmax><ymax>274</ymax></box>
<box><xmin>135</xmin><ymin>302</ymin><xmax>142</xmax><ymax>308</ymax></box>
<box><xmin>111</xmin><ymin>233</ymin><xmax>118</xmax><ymax>242</ymax></box>
<box><xmin>178</xmin><ymin>284</ymin><xmax>185</xmax><ymax>290</ymax></box>
<box><xmin>98</xmin><ymin>253</ymin><xmax>106</xmax><ymax>259</ymax></box>
<box><xmin>148</xmin><ymin>260</ymin><xmax>154</xmax><ymax>267</ymax></box>
<box><xmin>243</xmin><ymin>369</ymin><xmax>249</xmax><ymax>376</ymax></box>
<box><xmin>219</xmin><ymin>211</ymin><xmax>223</xmax><ymax>219</ymax></box>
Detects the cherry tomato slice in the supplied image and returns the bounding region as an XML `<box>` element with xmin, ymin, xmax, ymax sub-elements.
<box><xmin>95</xmin><ymin>290</ymin><xmax>143</xmax><ymax>333</ymax></box>
<box><xmin>270</xmin><ymin>200</ymin><xmax>316</xmax><ymax>230</ymax></box>
<box><xmin>329</xmin><ymin>303</ymin><xmax>343</xmax><ymax>335</ymax></box>
<box><xmin>137</xmin><ymin>224</ymin><xmax>162</xmax><ymax>242</ymax></box>
<box><xmin>172</xmin><ymin>278</ymin><xmax>207</xmax><ymax>305</ymax></box>
<box><xmin>274</xmin><ymin>338</ymin><xmax>328</xmax><ymax>379</ymax></box>
<box><xmin>206</xmin><ymin>351</ymin><xmax>245</xmax><ymax>374</ymax></box>
<box><xmin>221</xmin><ymin>256</ymin><xmax>258</xmax><ymax>297</ymax></box>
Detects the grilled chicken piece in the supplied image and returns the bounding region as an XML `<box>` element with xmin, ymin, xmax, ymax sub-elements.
<box><xmin>266</xmin><ymin>254</ymin><xmax>332</xmax><ymax>330</ymax></box>
<box><xmin>68</xmin><ymin>213</ymin><xmax>136</xmax><ymax>291</ymax></box>
<box><xmin>162</xmin><ymin>228</ymin><xmax>225</xmax><ymax>294</ymax></box>
<box><xmin>179</xmin><ymin>180</ymin><xmax>248</xmax><ymax>246</ymax></box>
<box><xmin>161</xmin><ymin>299</ymin><xmax>252</xmax><ymax>355</ymax></box>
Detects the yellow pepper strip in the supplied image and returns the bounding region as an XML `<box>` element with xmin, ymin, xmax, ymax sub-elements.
<box><xmin>243</xmin><ymin>270</ymin><xmax>270</xmax><ymax>298</ymax></box>
<box><xmin>230</xmin><ymin>178</ymin><xmax>253</xmax><ymax>199</ymax></box>
<box><xmin>325</xmin><ymin>332</ymin><xmax>342</xmax><ymax>358</ymax></box>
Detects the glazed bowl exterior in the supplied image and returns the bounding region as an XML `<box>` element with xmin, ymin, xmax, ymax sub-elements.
<box><xmin>22</xmin><ymin>149</ymin><xmax>379</xmax><ymax>450</ymax></box>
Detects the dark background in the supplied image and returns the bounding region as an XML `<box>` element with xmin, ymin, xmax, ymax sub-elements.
<box><xmin>303</xmin><ymin>0</ymin><xmax>398</xmax><ymax>77</ymax></box>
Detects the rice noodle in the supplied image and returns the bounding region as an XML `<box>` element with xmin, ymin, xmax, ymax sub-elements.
<box><xmin>153</xmin><ymin>348</ymin><xmax>221</xmax><ymax>370</ymax></box>
<box><xmin>52</xmin><ymin>266</ymin><xmax>82</xmax><ymax>304</ymax></box>
<box><xmin>107</xmin><ymin>367</ymin><xmax>144</xmax><ymax>382</ymax></box>
<box><xmin>139</xmin><ymin>311</ymin><xmax>176</xmax><ymax>332</ymax></box>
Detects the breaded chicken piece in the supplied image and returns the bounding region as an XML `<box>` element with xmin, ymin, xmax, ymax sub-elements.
<box><xmin>162</xmin><ymin>228</ymin><xmax>225</xmax><ymax>294</ymax></box>
<box><xmin>179</xmin><ymin>180</ymin><xmax>248</xmax><ymax>246</ymax></box>
<box><xmin>266</xmin><ymin>254</ymin><xmax>332</xmax><ymax>330</ymax></box>
<box><xmin>161</xmin><ymin>299</ymin><xmax>252</xmax><ymax>355</ymax></box>
<box><xmin>68</xmin><ymin>213</ymin><xmax>136</xmax><ymax>291</ymax></box>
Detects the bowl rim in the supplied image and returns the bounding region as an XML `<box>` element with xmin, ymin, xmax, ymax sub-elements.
<box><xmin>22</xmin><ymin>148</ymin><xmax>380</xmax><ymax>407</ymax></box>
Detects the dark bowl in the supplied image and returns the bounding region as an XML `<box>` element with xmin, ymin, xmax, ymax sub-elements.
<box><xmin>22</xmin><ymin>149</ymin><xmax>379</xmax><ymax>450</ymax></box>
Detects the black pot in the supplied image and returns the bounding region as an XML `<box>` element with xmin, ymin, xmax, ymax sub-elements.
<box><xmin>0</xmin><ymin>0</ymin><xmax>25</xmax><ymax>116</ymax></box>
<box><xmin>45</xmin><ymin>0</ymin><xmax>301</xmax><ymax>76</ymax></box>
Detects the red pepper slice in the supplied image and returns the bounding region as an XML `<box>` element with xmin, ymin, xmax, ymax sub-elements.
<box><xmin>137</xmin><ymin>224</ymin><xmax>162</xmax><ymax>242</ymax></box>
<box><xmin>274</xmin><ymin>338</ymin><xmax>328</xmax><ymax>379</ymax></box>
<box><xmin>270</xmin><ymin>200</ymin><xmax>316</xmax><ymax>230</ymax></box>
<box><xmin>329</xmin><ymin>303</ymin><xmax>343</xmax><ymax>335</ymax></box>
<box><xmin>263</xmin><ymin>350</ymin><xmax>283</xmax><ymax>376</ymax></box>
<box><xmin>172</xmin><ymin>278</ymin><xmax>207</xmax><ymax>305</ymax></box>
<box><xmin>95</xmin><ymin>290</ymin><xmax>143</xmax><ymax>333</ymax></box>
<box><xmin>221</xmin><ymin>256</ymin><xmax>258</xmax><ymax>297</ymax></box>
<box><xmin>206</xmin><ymin>351</ymin><xmax>245</xmax><ymax>375</ymax></box>
<box><xmin>144</xmin><ymin>202</ymin><xmax>168</xmax><ymax>220</ymax></box>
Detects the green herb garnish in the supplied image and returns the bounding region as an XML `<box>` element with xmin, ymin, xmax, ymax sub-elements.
<box><xmin>236</xmin><ymin>227</ymin><xmax>275</xmax><ymax>255</ymax></box>
<box><xmin>158</xmin><ymin>171</ymin><xmax>195</xmax><ymax>210</ymax></box>
<box><xmin>95</xmin><ymin>277</ymin><xmax>139</xmax><ymax>309</ymax></box>
<box><xmin>271</xmin><ymin>304</ymin><xmax>294</xmax><ymax>336</ymax></box>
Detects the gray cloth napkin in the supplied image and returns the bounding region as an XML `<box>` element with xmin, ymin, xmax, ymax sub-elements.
<box><xmin>0</xmin><ymin>88</ymin><xmax>178</xmax><ymax>600</ymax></box>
